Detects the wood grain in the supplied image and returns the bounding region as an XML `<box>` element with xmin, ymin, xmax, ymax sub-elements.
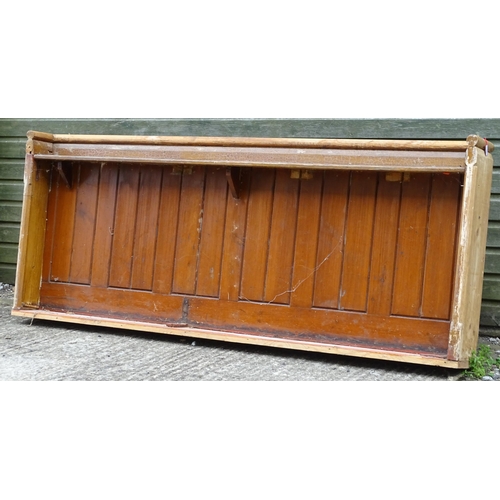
<box><xmin>313</xmin><ymin>171</ymin><xmax>350</xmax><ymax>309</ymax></box>
<box><xmin>339</xmin><ymin>172</ymin><xmax>378</xmax><ymax>312</ymax></box>
<box><xmin>108</xmin><ymin>165</ymin><xmax>140</xmax><ymax>288</ymax></box>
<box><xmin>219</xmin><ymin>169</ymin><xmax>250</xmax><ymax>301</ymax></box>
<box><xmin>130</xmin><ymin>166</ymin><xmax>162</xmax><ymax>291</ymax></box>
<box><xmin>90</xmin><ymin>164</ymin><xmax>119</xmax><ymax>287</ymax></box>
<box><xmin>421</xmin><ymin>174</ymin><xmax>461</xmax><ymax>319</ymax></box>
<box><xmin>240</xmin><ymin>169</ymin><xmax>275</xmax><ymax>302</ymax></box>
<box><xmin>264</xmin><ymin>169</ymin><xmax>299</xmax><ymax>304</ymax></box>
<box><xmin>196</xmin><ymin>168</ymin><xmax>228</xmax><ymax>297</ymax></box>
<box><xmin>391</xmin><ymin>174</ymin><xmax>432</xmax><ymax>317</ymax></box>
<box><xmin>152</xmin><ymin>169</ymin><xmax>182</xmax><ymax>294</ymax></box>
<box><xmin>171</xmin><ymin>167</ymin><xmax>206</xmax><ymax>295</ymax></box>
<box><xmin>50</xmin><ymin>162</ymin><xmax>77</xmax><ymax>283</ymax></box>
<box><xmin>367</xmin><ymin>175</ymin><xmax>402</xmax><ymax>316</ymax></box>
<box><xmin>69</xmin><ymin>163</ymin><xmax>99</xmax><ymax>284</ymax></box>
<box><xmin>289</xmin><ymin>174</ymin><xmax>323</xmax><ymax>308</ymax></box>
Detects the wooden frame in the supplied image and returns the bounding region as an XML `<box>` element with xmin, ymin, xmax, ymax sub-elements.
<box><xmin>12</xmin><ymin>132</ymin><xmax>494</xmax><ymax>368</ymax></box>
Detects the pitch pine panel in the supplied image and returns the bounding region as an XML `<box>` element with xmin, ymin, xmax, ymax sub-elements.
<box><xmin>108</xmin><ymin>166</ymin><xmax>141</xmax><ymax>288</ymax></box>
<box><xmin>152</xmin><ymin>171</ymin><xmax>182</xmax><ymax>294</ymax></box>
<box><xmin>313</xmin><ymin>171</ymin><xmax>350</xmax><ymax>309</ymax></box>
<box><xmin>171</xmin><ymin>168</ymin><xmax>206</xmax><ymax>295</ymax></box>
<box><xmin>69</xmin><ymin>163</ymin><xmax>100</xmax><ymax>284</ymax></box>
<box><xmin>264</xmin><ymin>169</ymin><xmax>300</xmax><ymax>304</ymax></box>
<box><xmin>421</xmin><ymin>174</ymin><xmax>461</xmax><ymax>319</ymax></box>
<box><xmin>196</xmin><ymin>168</ymin><xmax>229</xmax><ymax>298</ymax></box>
<box><xmin>367</xmin><ymin>176</ymin><xmax>402</xmax><ymax>316</ymax></box>
<box><xmin>391</xmin><ymin>174</ymin><xmax>432</xmax><ymax>317</ymax></box>
<box><xmin>130</xmin><ymin>166</ymin><xmax>162</xmax><ymax>291</ymax></box>
<box><xmin>289</xmin><ymin>174</ymin><xmax>323</xmax><ymax>308</ymax></box>
<box><xmin>339</xmin><ymin>172</ymin><xmax>378</xmax><ymax>312</ymax></box>
<box><xmin>240</xmin><ymin>169</ymin><xmax>276</xmax><ymax>302</ymax></box>
<box><xmin>50</xmin><ymin>164</ymin><xmax>78</xmax><ymax>283</ymax></box>
<box><xmin>90</xmin><ymin>165</ymin><xmax>119</xmax><ymax>287</ymax></box>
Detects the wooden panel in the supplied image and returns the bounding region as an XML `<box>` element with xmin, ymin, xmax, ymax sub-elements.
<box><xmin>0</xmin><ymin>160</ymin><xmax>24</xmax><ymax>180</ymax></box>
<box><xmin>391</xmin><ymin>174</ymin><xmax>432</xmax><ymax>317</ymax></box>
<box><xmin>42</xmin><ymin>169</ymin><xmax>57</xmax><ymax>282</ymax></box>
<box><xmin>449</xmin><ymin>150</ymin><xmax>493</xmax><ymax>360</ymax></box>
<box><xmin>14</xmin><ymin>156</ymin><xmax>50</xmax><ymax>307</ymax></box>
<box><xmin>40</xmin><ymin>282</ymin><xmax>184</xmax><ymax>323</ymax></box>
<box><xmin>172</xmin><ymin>167</ymin><xmax>206</xmax><ymax>295</ymax></box>
<box><xmin>108</xmin><ymin>165</ymin><xmax>140</xmax><ymax>288</ymax></box>
<box><xmin>289</xmin><ymin>174</ymin><xmax>323</xmax><ymax>308</ymax></box>
<box><xmin>488</xmin><ymin>196</ymin><xmax>500</xmax><ymax>220</ymax></box>
<box><xmin>484</xmin><ymin>249</ymin><xmax>500</xmax><ymax>274</ymax></box>
<box><xmin>219</xmin><ymin>169</ymin><xmax>250</xmax><ymax>302</ymax></box>
<box><xmin>480</xmin><ymin>300</ymin><xmax>500</xmax><ymax>327</ymax></box>
<box><xmin>90</xmin><ymin>164</ymin><xmax>119</xmax><ymax>287</ymax></box>
<box><xmin>0</xmin><ymin>264</ymin><xmax>16</xmax><ymax>284</ymax></box>
<box><xmin>240</xmin><ymin>169</ymin><xmax>275</xmax><ymax>302</ymax></box>
<box><xmin>421</xmin><ymin>174</ymin><xmax>461</xmax><ymax>319</ymax></box>
<box><xmin>69</xmin><ymin>163</ymin><xmax>100</xmax><ymax>284</ymax></box>
<box><xmin>196</xmin><ymin>168</ymin><xmax>228</xmax><ymax>297</ymax></box>
<box><xmin>130</xmin><ymin>166</ymin><xmax>162</xmax><ymax>291</ymax></box>
<box><xmin>50</xmin><ymin>163</ymin><xmax>77</xmax><ymax>283</ymax></box>
<box><xmin>313</xmin><ymin>171</ymin><xmax>350</xmax><ymax>309</ymax></box>
<box><xmin>152</xmin><ymin>169</ymin><xmax>182</xmax><ymax>294</ymax></box>
<box><xmin>2</xmin><ymin>118</ymin><xmax>500</xmax><ymax>141</ymax></box>
<box><xmin>0</xmin><ymin>225</ymin><xmax>20</xmax><ymax>243</ymax></box>
<box><xmin>0</xmin><ymin>181</ymin><xmax>23</xmax><ymax>201</ymax></box>
<box><xmin>491</xmin><ymin>169</ymin><xmax>500</xmax><ymax>193</ymax></box>
<box><xmin>0</xmin><ymin>243</ymin><xmax>18</xmax><ymax>264</ymax></box>
<box><xmin>0</xmin><ymin>202</ymin><xmax>22</xmax><ymax>222</ymax></box>
<box><xmin>0</xmin><ymin>138</ymin><xmax>25</xmax><ymax>158</ymax></box>
<box><xmin>367</xmin><ymin>175</ymin><xmax>402</xmax><ymax>316</ymax></box>
<box><xmin>482</xmin><ymin>275</ymin><xmax>500</xmax><ymax>300</ymax></box>
<box><xmin>264</xmin><ymin>169</ymin><xmax>299</xmax><ymax>304</ymax></box>
<box><xmin>339</xmin><ymin>172</ymin><xmax>378</xmax><ymax>312</ymax></box>
<box><xmin>189</xmin><ymin>298</ymin><xmax>450</xmax><ymax>354</ymax></box>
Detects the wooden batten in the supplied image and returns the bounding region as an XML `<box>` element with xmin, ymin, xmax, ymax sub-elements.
<box><xmin>12</xmin><ymin>132</ymin><xmax>494</xmax><ymax>369</ymax></box>
<box><xmin>26</xmin><ymin>130</ymin><xmax>495</xmax><ymax>153</ymax></box>
<box><xmin>32</xmin><ymin>144</ymin><xmax>467</xmax><ymax>172</ymax></box>
<box><xmin>449</xmin><ymin>147</ymin><xmax>493</xmax><ymax>360</ymax></box>
<box><xmin>13</xmin><ymin>154</ymin><xmax>50</xmax><ymax>309</ymax></box>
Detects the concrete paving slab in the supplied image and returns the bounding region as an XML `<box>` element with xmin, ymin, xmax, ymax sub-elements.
<box><xmin>0</xmin><ymin>289</ymin><xmax>463</xmax><ymax>381</ymax></box>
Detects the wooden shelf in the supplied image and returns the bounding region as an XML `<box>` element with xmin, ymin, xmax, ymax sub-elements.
<box><xmin>12</xmin><ymin>133</ymin><xmax>495</xmax><ymax>368</ymax></box>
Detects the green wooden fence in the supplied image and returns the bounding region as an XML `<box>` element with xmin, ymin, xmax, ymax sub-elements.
<box><xmin>1</xmin><ymin>119</ymin><xmax>499</xmax><ymax>327</ymax></box>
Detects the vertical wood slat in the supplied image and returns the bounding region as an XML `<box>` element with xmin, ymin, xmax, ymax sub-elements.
<box><xmin>289</xmin><ymin>174</ymin><xmax>323</xmax><ymax>308</ymax></box>
<box><xmin>15</xmin><ymin>156</ymin><xmax>50</xmax><ymax>307</ymax></box>
<box><xmin>219</xmin><ymin>168</ymin><xmax>250</xmax><ymax>302</ymax></box>
<box><xmin>449</xmin><ymin>150</ymin><xmax>493</xmax><ymax>360</ymax></box>
<box><xmin>69</xmin><ymin>163</ymin><xmax>100</xmax><ymax>284</ymax></box>
<box><xmin>196</xmin><ymin>168</ymin><xmax>228</xmax><ymax>297</ymax></box>
<box><xmin>50</xmin><ymin>162</ymin><xmax>77</xmax><ymax>283</ymax></box>
<box><xmin>152</xmin><ymin>170</ymin><xmax>182</xmax><ymax>294</ymax></box>
<box><xmin>172</xmin><ymin>167</ymin><xmax>206</xmax><ymax>295</ymax></box>
<box><xmin>264</xmin><ymin>170</ymin><xmax>300</xmax><ymax>304</ymax></box>
<box><xmin>367</xmin><ymin>175</ymin><xmax>402</xmax><ymax>316</ymax></box>
<box><xmin>130</xmin><ymin>166</ymin><xmax>163</xmax><ymax>291</ymax></box>
<box><xmin>108</xmin><ymin>166</ymin><xmax>141</xmax><ymax>288</ymax></box>
<box><xmin>42</xmin><ymin>168</ymin><xmax>56</xmax><ymax>283</ymax></box>
<box><xmin>240</xmin><ymin>169</ymin><xmax>275</xmax><ymax>302</ymax></box>
<box><xmin>313</xmin><ymin>171</ymin><xmax>350</xmax><ymax>309</ymax></box>
<box><xmin>421</xmin><ymin>174</ymin><xmax>461</xmax><ymax>319</ymax></box>
<box><xmin>391</xmin><ymin>174</ymin><xmax>432</xmax><ymax>317</ymax></box>
<box><xmin>91</xmin><ymin>164</ymin><xmax>119</xmax><ymax>287</ymax></box>
<box><xmin>339</xmin><ymin>172</ymin><xmax>378</xmax><ymax>312</ymax></box>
